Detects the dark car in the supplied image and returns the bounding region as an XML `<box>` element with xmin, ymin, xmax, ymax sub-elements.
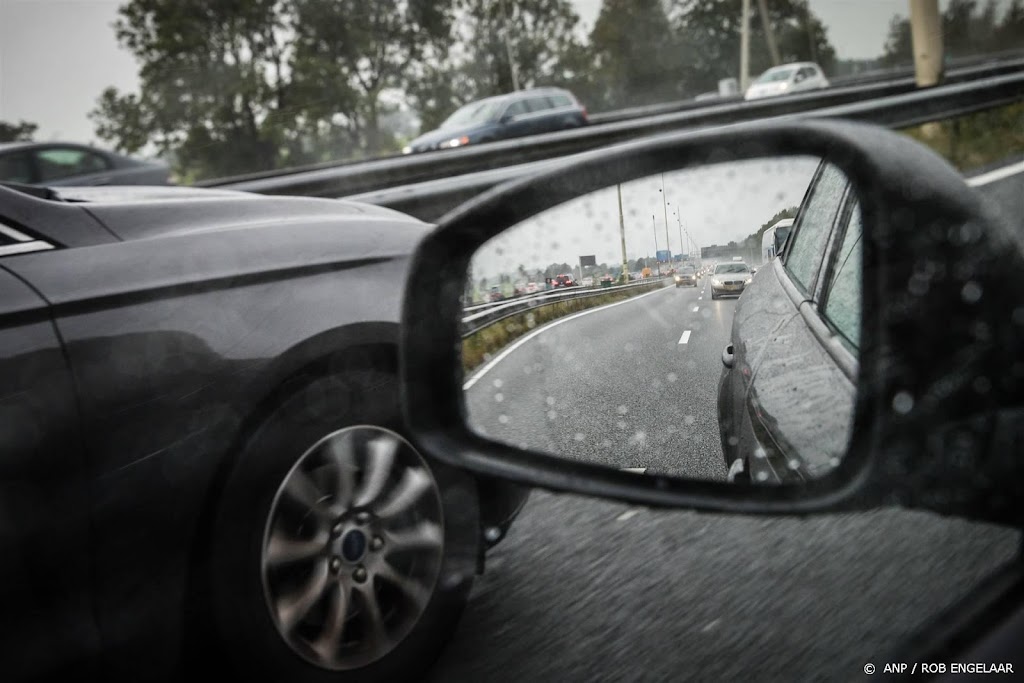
<box><xmin>552</xmin><ymin>273</ymin><xmax>577</xmax><ymax>287</ymax></box>
<box><xmin>674</xmin><ymin>265</ymin><xmax>697</xmax><ymax>287</ymax></box>
<box><xmin>708</xmin><ymin>261</ymin><xmax>753</xmax><ymax>299</ymax></box>
<box><xmin>0</xmin><ymin>142</ymin><xmax>171</xmax><ymax>186</ymax></box>
<box><xmin>0</xmin><ymin>182</ymin><xmax>528</xmax><ymax>682</ymax></box>
<box><xmin>717</xmin><ymin>161</ymin><xmax>859</xmax><ymax>484</ymax></box>
<box><xmin>402</xmin><ymin>87</ymin><xmax>587</xmax><ymax>154</ymax></box>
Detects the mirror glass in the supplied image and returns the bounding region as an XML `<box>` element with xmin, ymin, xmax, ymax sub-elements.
<box><xmin>462</xmin><ymin>156</ymin><xmax>861</xmax><ymax>485</ymax></box>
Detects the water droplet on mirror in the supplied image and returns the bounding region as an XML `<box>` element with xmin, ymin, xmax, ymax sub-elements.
<box><xmin>893</xmin><ymin>391</ymin><xmax>914</xmax><ymax>414</ymax></box>
<box><xmin>753</xmin><ymin>447</ymin><xmax>767</xmax><ymax>459</ymax></box>
<box><xmin>494</xmin><ymin>393</ymin><xmax>504</xmax><ymax>403</ymax></box>
<box><xmin>601</xmin><ymin>439</ymin><xmax>612</xmax><ymax>447</ymax></box>
<box><xmin>667</xmin><ymin>372</ymin><xmax>678</xmax><ymax>383</ymax></box>
<box><xmin>617</xmin><ymin>405</ymin><xmax>629</xmax><ymax>415</ymax></box>
<box><xmin>498</xmin><ymin>415</ymin><xmax>509</xmax><ymax>424</ymax></box>
<box><xmin>629</xmin><ymin>431</ymin><xmax>647</xmax><ymax>445</ymax></box>
<box><xmin>961</xmin><ymin>281</ymin><xmax>982</xmax><ymax>304</ymax></box>
<box><xmin>493</xmin><ymin>379</ymin><xmax>503</xmax><ymax>388</ymax></box>
<box><xmin>547</xmin><ymin>410</ymin><xmax>558</xmax><ymax>420</ymax></box>
<box><xmin>788</xmin><ymin>459</ymin><xmax>800</xmax><ymax>470</ymax></box>
<box><xmin>616</xmin><ymin>420</ymin><xmax>627</xmax><ymax>429</ymax></box>
<box><xmin>546</xmin><ymin>396</ymin><xmax>556</xmax><ymax>406</ymax></box>
<box><xmin>830</xmin><ymin>457</ymin><xmax>841</xmax><ymax>468</ymax></box>
<box><xmin>727</xmin><ymin>436</ymin><xmax>739</xmax><ymax>446</ymax></box>
<box><xmin>624</xmin><ymin>343</ymin><xmax>635</xmax><ymax>353</ymax></box>
<box><xmin>683</xmin><ymin>415</ymin><xmax>696</xmax><ymax>426</ymax></box>
<box><xmin>574</xmin><ymin>433</ymin><xmax>585</xmax><ymax>442</ymax></box>
<box><xmin>755</xmin><ymin>471</ymin><xmax>770</xmax><ymax>482</ymax></box>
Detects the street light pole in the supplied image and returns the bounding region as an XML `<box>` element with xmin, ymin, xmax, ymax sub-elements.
<box><xmin>652</xmin><ymin>215</ymin><xmax>661</xmax><ymax>276</ymax></box>
<box><xmin>617</xmin><ymin>184</ymin><xmax>628</xmax><ymax>283</ymax></box>
<box><xmin>740</xmin><ymin>0</ymin><xmax>752</xmax><ymax>91</ymax></box>
<box><xmin>661</xmin><ymin>174</ymin><xmax>672</xmax><ymax>269</ymax></box>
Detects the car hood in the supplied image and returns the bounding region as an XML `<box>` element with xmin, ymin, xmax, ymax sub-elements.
<box><xmin>744</xmin><ymin>82</ymin><xmax>789</xmax><ymax>100</ymax></box>
<box><xmin>55</xmin><ymin>185</ymin><xmax>428</xmax><ymax>246</ymax></box>
<box><xmin>408</xmin><ymin>123</ymin><xmax>494</xmax><ymax>149</ymax></box>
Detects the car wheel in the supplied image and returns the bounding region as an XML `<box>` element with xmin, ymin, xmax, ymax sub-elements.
<box><xmin>206</xmin><ymin>370</ymin><xmax>479</xmax><ymax>683</ymax></box>
<box><xmin>711</xmin><ymin>291</ymin><xmax>718</xmax><ymax>299</ymax></box>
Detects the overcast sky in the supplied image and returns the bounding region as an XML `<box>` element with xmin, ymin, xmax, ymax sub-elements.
<box><xmin>0</xmin><ymin>1</ymin><xmax>1008</xmax><ymax>144</ymax></box>
<box><xmin>472</xmin><ymin>157</ymin><xmax>821</xmax><ymax>279</ymax></box>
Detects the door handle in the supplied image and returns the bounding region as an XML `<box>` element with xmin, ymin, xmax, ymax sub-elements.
<box><xmin>721</xmin><ymin>344</ymin><xmax>735</xmax><ymax>369</ymax></box>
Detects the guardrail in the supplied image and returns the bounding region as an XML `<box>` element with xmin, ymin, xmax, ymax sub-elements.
<box><xmin>202</xmin><ymin>57</ymin><xmax>1024</xmax><ymax>201</ymax></box>
<box><xmin>462</xmin><ymin>277</ymin><xmax>669</xmax><ymax>337</ymax></box>
<box><xmin>344</xmin><ymin>69</ymin><xmax>1024</xmax><ymax>222</ymax></box>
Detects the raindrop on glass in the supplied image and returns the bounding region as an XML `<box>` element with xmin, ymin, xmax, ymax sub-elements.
<box><xmin>892</xmin><ymin>391</ymin><xmax>914</xmax><ymax>414</ymax></box>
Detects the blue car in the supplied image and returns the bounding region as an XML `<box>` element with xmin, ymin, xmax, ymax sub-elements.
<box><xmin>403</xmin><ymin>87</ymin><xmax>588</xmax><ymax>153</ymax></box>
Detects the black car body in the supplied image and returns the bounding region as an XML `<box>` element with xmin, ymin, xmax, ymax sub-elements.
<box><xmin>0</xmin><ymin>182</ymin><xmax>527</xmax><ymax>681</ymax></box>
<box><xmin>0</xmin><ymin>142</ymin><xmax>171</xmax><ymax>186</ymax></box>
<box><xmin>403</xmin><ymin>87</ymin><xmax>587</xmax><ymax>154</ymax></box>
<box><xmin>717</xmin><ymin>161</ymin><xmax>859</xmax><ymax>483</ymax></box>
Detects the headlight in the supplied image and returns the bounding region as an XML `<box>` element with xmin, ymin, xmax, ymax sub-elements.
<box><xmin>780</xmin><ymin>82</ymin><xmax>789</xmax><ymax>90</ymax></box>
<box><xmin>401</xmin><ymin>145</ymin><xmax>413</xmax><ymax>154</ymax></box>
<box><xmin>674</xmin><ymin>276</ymin><xmax>681</xmax><ymax>281</ymax></box>
<box><xmin>712</xmin><ymin>278</ymin><xmax>722</xmax><ymax>286</ymax></box>
<box><xmin>745</xmin><ymin>277</ymin><xmax>753</xmax><ymax>284</ymax></box>
<box><xmin>439</xmin><ymin>135</ymin><xmax>470</xmax><ymax>149</ymax></box>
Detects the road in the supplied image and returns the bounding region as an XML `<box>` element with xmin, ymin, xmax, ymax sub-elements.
<box><xmin>424</xmin><ymin>165</ymin><xmax>1024</xmax><ymax>682</ymax></box>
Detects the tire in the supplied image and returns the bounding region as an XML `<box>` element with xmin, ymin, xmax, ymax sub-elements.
<box><xmin>711</xmin><ymin>291</ymin><xmax>718</xmax><ymax>300</ymax></box>
<box><xmin>206</xmin><ymin>370</ymin><xmax>479</xmax><ymax>683</ymax></box>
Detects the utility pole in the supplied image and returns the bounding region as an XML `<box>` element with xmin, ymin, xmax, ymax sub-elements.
<box><xmin>909</xmin><ymin>0</ymin><xmax>943</xmax><ymax>87</ymax></box>
<box><xmin>756</xmin><ymin>0</ymin><xmax>781</xmax><ymax>66</ymax></box>
<box><xmin>677</xmin><ymin>213</ymin><xmax>685</xmax><ymax>261</ymax></box>
<box><xmin>661</xmin><ymin>175</ymin><xmax>672</xmax><ymax>270</ymax></box>
<box><xmin>740</xmin><ymin>0</ymin><xmax>752</xmax><ymax>91</ymax></box>
<box><xmin>500</xmin><ymin>0</ymin><xmax>520</xmax><ymax>90</ymax></box>
<box><xmin>652</xmin><ymin>215</ymin><xmax>661</xmax><ymax>276</ymax></box>
<box><xmin>617</xmin><ymin>184</ymin><xmax>628</xmax><ymax>283</ymax></box>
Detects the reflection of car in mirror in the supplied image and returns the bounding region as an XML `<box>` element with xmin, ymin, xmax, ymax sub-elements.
<box><xmin>718</xmin><ymin>161</ymin><xmax>860</xmax><ymax>484</ymax></box>
<box><xmin>762</xmin><ymin>217</ymin><xmax>795</xmax><ymax>262</ymax></box>
<box><xmin>674</xmin><ymin>264</ymin><xmax>697</xmax><ymax>287</ymax></box>
<box><xmin>709</xmin><ymin>262</ymin><xmax>753</xmax><ymax>299</ymax></box>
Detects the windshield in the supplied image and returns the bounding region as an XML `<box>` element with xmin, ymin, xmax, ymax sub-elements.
<box><xmin>715</xmin><ymin>263</ymin><xmax>750</xmax><ymax>274</ymax></box>
<box><xmin>440</xmin><ymin>100</ymin><xmax>505</xmax><ymax>129</ymax></box>
<box><xmin>755</xmin><ymin>67</ymin><xmax>796</xmax><ymax>83</ymax></box>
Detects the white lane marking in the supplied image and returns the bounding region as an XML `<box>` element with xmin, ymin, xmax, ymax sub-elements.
<box><xmin>702</xmin><ymin>619</ymin><xmax>722</xmax><ymax>633</ymax></box>
<box><xmin>616</xmin><ymin>508</ymin><xmax>641</xmax><ymax>521</ymax></box>
<box><xmin>621</xmin><ymin>467</ymin><xmax>647</xmax><ymax>474</ymax></box>
<box><xmin>968</xmin><ymin>160</ymin><xmax>1024</xmax><ymax>187</ymax></box>
<box><xmin>463</xmin><ymin>285</ymin><xmax>673</xmax><ymax>389</ymax></box>
<box><xmin>678</xmin><ymin>330</ymin><xmax>692</xmax><ymax>344</ymax></box>
<box><xmin>692</xmin><ymin>306</ymin><xmax>699</xmax><ymax>312</ymax></box>
<box><xmin>698</xmin><ymin>296</ymin><xmax>702</xmax><ymax>300</ymax></box>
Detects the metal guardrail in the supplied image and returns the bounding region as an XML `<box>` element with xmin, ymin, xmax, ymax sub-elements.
<box><xmin>346</xmin><ymin>69</ymin><xmax>1024</xmax><ymax>222</ymax></box>
<box><xmin>461</xmin><ymin>278</ymin><xmax>669</xmax><ymax>337</ymax></box>
<box><xmin>202</xmin><ymin>58</ymin><xmax>1024</xmax><ymax>201</ymax></box>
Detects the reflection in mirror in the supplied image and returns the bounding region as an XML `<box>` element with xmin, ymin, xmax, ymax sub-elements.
<box><xmin>461</xmin><ymin>157</ymin><xmax>860</xmax><ymax>486</ymax></box>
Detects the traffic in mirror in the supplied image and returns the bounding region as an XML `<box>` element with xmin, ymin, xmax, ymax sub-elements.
<box><xmin>460</xmin><ymin>156</ymin><xmax>860</xmax><ymax>485</ymax></box>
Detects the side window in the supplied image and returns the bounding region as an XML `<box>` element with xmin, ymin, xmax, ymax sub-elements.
<box><xmin>525</xmin><ymin>97</ymin><xmax>552</xmax><ymax>113</ymax></box>
<box><xmin>503</xmin><ymin>101</ymin><xmax>529</xmax><ymax>119</ymax></box>
<box><xmin>783</xmin><ymin>162</ymin><xmax>847</xmax><ymax>295</ymax></box>
<box><xmin>548</xmin><ymin>93</ymin><xmax>573</xmax><ymax>108</ymax></box>
<box><xmin>0</xmin><ymin>152</ymin><xmax>34</xmax><ymax>184</ymax></box>
<box><xmin>822</xmin><ymin>201</ymin><xmax>863</xmax><ymax>350</ymax></box>
<box><xmin>35</xmin><ymin>148</ymin><xmax>110</xmax><ymax>182</ymax></box>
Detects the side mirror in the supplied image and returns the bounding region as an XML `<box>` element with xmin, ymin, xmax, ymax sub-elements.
<box><xmin>400</xmin><ymin>119</ymin><xmax>1023</xmax><ymax>527</ymax></box>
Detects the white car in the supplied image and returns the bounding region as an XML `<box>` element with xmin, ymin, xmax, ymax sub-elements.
<box><xmin>582</xmin><ymin>276</ymin><xmax>594</xmax><ymax>287</ymax></box>
<box><xmin>744</xmin><ymin>62</ymin><xmax>829</xmax><ymax>101</ymax></box>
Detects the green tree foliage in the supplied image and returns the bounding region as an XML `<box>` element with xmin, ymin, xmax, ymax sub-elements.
<box><xmin>407</xmin><ymin>0</ymin><xmax>590</xmax><ymax>132</ymax></box>
<box><xmin>0</xmin><ymin>120</ymin><xmax>38</xmax><ymax>142</ymax></box>
<box><xmin>670</xmin><ymin>0</ymin><xmax>835</xmax><ymax>97</ymax></box>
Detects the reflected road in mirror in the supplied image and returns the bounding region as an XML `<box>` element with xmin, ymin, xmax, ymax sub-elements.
<box><xmin>462</xmin><ymin>157</ymin><xmax>859</xmax><ymax>485</ymax></box>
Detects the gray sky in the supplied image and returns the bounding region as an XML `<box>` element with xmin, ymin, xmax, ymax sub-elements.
<box><xmin>472</xmin><ymin>157</ymin><xmax>821</xmax><ymax>279</ymax></box>
<box><xmin>0</xmin><ymin>1</ymin><xmax>1008</xmax><ymax>144</ymax></box>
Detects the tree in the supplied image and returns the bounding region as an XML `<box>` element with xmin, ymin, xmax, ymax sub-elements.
<box><xmin>0</xmin><ymin>120</ymin><xmax>38</xmax><ymax>142</ymax></box>
<box><xmin>671</xmin><ymin>0</ymin><xmax>836</xmax><ymax>96</ymax></box>
<box><xmin>879</xmin><ymin>14</ymin><xmax>912</xmax><ymax>67</ymax></box>
<box><xmin>880</xmin><ymin>0</ymin><xmax>1022</xmax><ymax>67</ymax></box>
<box><xmin>589</xmin><ymin>0</ymin><xmax>682</xmax><ymax>110</ymax></box>
<box><xmin>289</xmin><ymin>0</ymin><xmax>454</xmax><ymax>157</ymax></box>
<box><xmin>407</xmin><ymin>0</ymin><xmax>591</xmax><ymax>131</ymax></box>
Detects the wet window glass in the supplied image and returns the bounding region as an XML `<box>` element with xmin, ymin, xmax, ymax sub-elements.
<box><xmin>784</xmin><ymin>163</ymin><xmax>847</xmax><ymax>295</ymax></box>
<box><xmin>823</xmin><ymin>201</ymin><xmax>863</xmax><ymax>350</ymax></box>
<box><xmin>35</xmin><ymin>148</ymin><xmax>108</xmax><ymax>181</ymax></box>
<box><xmin>504</xmin><ymin>101</ymin><xmax>530</xmax><ymax>118</ymax></box>
<box><xmin>525</xmin><ymin>97</ymin><xmax>552</xmax><ymax>113</ymax></box>
<box><xmin>0</xmin><ymin>152</ymin><xmax>33</xmax><ymax>183</ymax></box>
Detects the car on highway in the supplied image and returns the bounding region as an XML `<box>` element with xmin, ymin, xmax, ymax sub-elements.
<box><xmin>0</xmin><ymin>142</ymin><xmax>171</xmax><ymax>186</ymax></box>
<box><xmin>718</xmin><ymin>160</ymin><xmax>860</xmax><ymax>483</ymax></box>
<box><xmin>552</xmin><ymin>273</ymin><xmax>577</xmax><ymax>287</ymax></box>
<box><xmin>743</xmin><ymin>62</ymin><xmax>830</xmax><ymax>101</ymax></box>
<box><xmin>708</xmin><ymin>261</ymin><xmax>753</xmax><ymax>299</ymax></box>
<box><xmin>581</xmin><ymin>276</ymin><xmax>594</xmax><ymax>287</ymax></box>
<box><xmin>0</xmin><ymin>181</ymin><xmax>528</xmax><ymax>682</ymax></box>
<box><xmin>525</xmin><ymin>281</ymin><xmax>540</xmax><ymax>294</ymax></box>
<box><xmin>401</xmin><ymin>87</ymin><xmax>588</xmax><ymax>154</ymax></box>
<box><xmin>674</xmin><ymin>264</ymin><xmax>698</xmax><ymax>287</ymax></box>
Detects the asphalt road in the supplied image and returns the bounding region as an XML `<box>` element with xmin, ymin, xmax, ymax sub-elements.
<box><xmin>425</xmin><ymin>165</ymin><xmax>1024</xmax><ymax>682</ymax></box>
<box><xmin>466</xmin><ymin>278</ymin><xmax>732</xmax><ymax>481</ymax></box>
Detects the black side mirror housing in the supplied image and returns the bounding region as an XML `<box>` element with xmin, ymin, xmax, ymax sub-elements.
<box><xmin>400</xmin><ymin>119</ymin><xmax>1024</xmax><ymax>528</ymax></box>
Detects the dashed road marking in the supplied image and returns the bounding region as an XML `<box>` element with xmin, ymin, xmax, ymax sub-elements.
<box><xmin>616</xmin><ymin>508</ymin><xmax>641</xmax><ymax>521</ymax></box>
<box><xmin>678</xmin><ymin>330</ymin><xmax>692</xmax><ymax>344</ymax></box>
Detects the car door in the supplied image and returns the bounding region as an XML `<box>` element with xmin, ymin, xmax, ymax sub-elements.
<box><xmin>33</xmin><ymin>145</ymin><xmax>115</xmax><ymax>186</ymax></box>
<box><xmin>742</xmin><ymin>163</ymin><xmax>859</xmax><ymax>482</ymax></box>
<box><xmin>792</xmin><ymin>66</ymin><xmax>815</xmax><ymax>93</ymax></box>
<box><xmin>0</xmin><ymin>221</ymin><xmax>99</xmax><ymax>679</ymax></box>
